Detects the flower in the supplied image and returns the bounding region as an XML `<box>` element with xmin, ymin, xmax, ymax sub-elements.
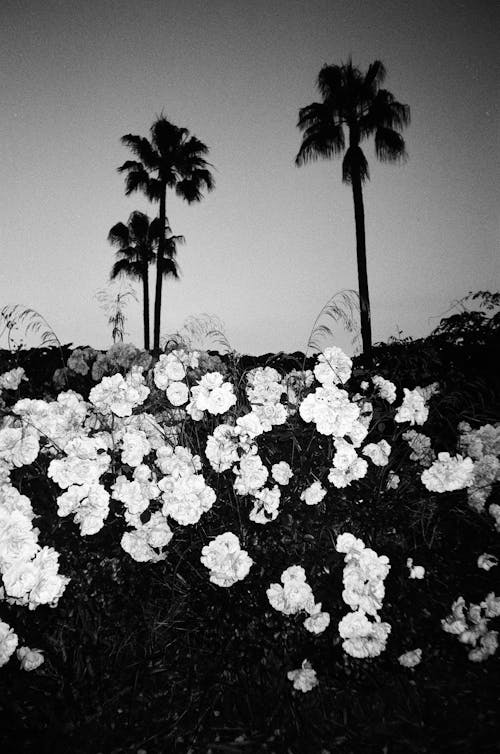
<box><xmin>271</xmin><ymin>461</ymin><xmax>293</xmax><ymax>485</ymax></box>
<box><xmin>394</xmin><ymin>388</ymin><xmax>429</xmax><ymax>426</ymax></box>
<box><xmin>398</xmin><ymin>648</ymin><xmax>422</xmax><ymax>668</ymax></box>
<box><xmin>267</xmin><ymin>565</ymin><xmax>315</xmax><ymax>615</ymax></box>
<box><xmin>0</xmin><ymin>367</ymin><xmax>27</xmax><ymax>391</ymax></box>
<box><xmin>200</xmin><ymin>532</ymin><xmax>253</xmax><ymax>587</ymax></box>
<box><xmin>166</xmin><ymin>381</ymin><xmax>189</xmax><ymax>406</ymax></box>
<box><xmin>338</xmin><ymin>610</ymin><xmax>391</xmax><ymax>658</ymax></box>
<box><xmin>287</xmin><ymin>659</ymin><xmax>318</xmax><ymax>692</ymax></box>
<box><xmin>386</xmin><ymin>471</ymin><xmax>400</xmax><ymax>489</ymax></box>
<box><xmin>477</xmin><ymin>553</ymin><xmax>498</xmax><ymax>571</ymax></box>
<box><xmin>300</xmin><ymin>480</ymin><xmax>326</xmax><ymax>506</ymax></box>
<box><xmin>406</xmin><ymin>558</ymin><xmax>425</xmax><ymax>579</ymax></box>
<box><xmin>0</xmin><ymin>620</ymin><xmax>18</xmax><ymax>667</ymax></box>
<box><xmin>421</xmin><ymin>453</ymin><xmax>474</xmax><ymax>493</ymax></box>
<box><xmin>372</xmin><ymin>375</ymin><xmax>397</xmax><ymax>404</ymax></box>
<box><xmin>314</xmin><ymin>347</ymin><xmax>352</xmax><ymax>386</ymax></box>
<box><xmin>299</xmin><ymin>385</ymin><xmax>360</xmax><ymax>437</ymax></box>
<box><xmin>17</xmin><ymin>646</ymin><xmax>44</xmax><ymax>671</ymax></box>
<box><xmin>303</xmin><ymin>604</ymin><xmax>331</xmax><ymax>634</ymax></box>
<box><xmin>362</xmin><ymin>440</ymin><xmax>391</xmax><ymax>467</ymax></box>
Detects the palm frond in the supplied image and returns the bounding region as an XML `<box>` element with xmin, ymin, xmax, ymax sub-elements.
<box><xmin>374</xmin><ymin>127</ymin><xmax>408</xmax><ymax>162</ymax></box>
<box><xmin>316</xmin><ymin>64</ymin><xmax>344</xmax><ymax>102</ymax></box>
<box><xmin>295</xmin><ymin>122</ymin><xmax>345</xmax><ymax>166</ymax></box>
<box><xmin>110</xmin><ymin>258</ymin><xmax>143</xmax><ymax>282</ymax></box>
<box><xmin>342</xmin><ymin>146</ymin><xmax>369</xmax><ymax>184</ymax></box>
<box><xmin>107</xmin><ymin>222</ymin><xmax>130</xmax><ymax>247</ymax></box>
<box><xmin>120</xmin><ymin>135</ymin><xmax>158</xmax><ymax>169</ymax></box>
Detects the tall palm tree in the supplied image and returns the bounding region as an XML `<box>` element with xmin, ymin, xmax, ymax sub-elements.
<box><xmin>118</xmin><ymin>116</ymin><xmax>214</xmax><ymax>352</ymax></box>
<box><xmin>108</xmin><ymin>210</ymin><xmax>183</xmax><ymax>350</ymax></box>
<box><xmin>296</xmin><ymin>59</ymin><xmax>410</xmax><ymax>365</ymax></box>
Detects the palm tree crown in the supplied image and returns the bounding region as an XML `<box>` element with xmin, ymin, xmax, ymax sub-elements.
<box><xmin>118</xmin><ymin>116</ymin><xmax>214</xmax><ymax>352</ymax></box>
<box><xmin>296</xmin><ymin>59</ymin><xmax>410</xmax><ymax>364</ymax></box>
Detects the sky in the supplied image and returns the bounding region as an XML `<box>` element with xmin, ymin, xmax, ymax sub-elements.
<box><xmin>1</xmin><ymin>0</ymin><xmax>498</xmax><ymax>356</ymax></box>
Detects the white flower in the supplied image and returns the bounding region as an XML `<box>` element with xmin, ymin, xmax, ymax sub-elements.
<box><xmin>300</xmin><ymin>481</ymin><xmax>326</xmax><ymax>506</ymax></box>
<box><xmin>200</xmin><ymin>532</ymin><xmax>253</xmax><ymax>587</ymax></box>
<box><xmin>121</xmin><ymin>428</ymin><xmax>151</xmax><ymax>467</ymax></box>
<box><xmin>0</xmin><ymin>426</ymin><xmax>40</xmax><ymax>467</ymax></box>
<box><xmin>166</xmin><ymin>381</ymin><xmax>189</xmax><ymax>406</ymax></box>
<box><xmin>271</xmin><ymin>461</ymin><xmax>293</xmax><ymax>485</ymax></box>
<box><xmin>236</xmin><ymin>411</ymin><xmax>264</xmax><ymax>440</ymax></box>
<box><xmin>336</xmin><ymin>533</ymin><xmax>365</xmax><ymax>556</ymax></box>
<box><xmin>233</xmin><ymin>451</ymin><xmax>268</xmax><ymax>496</ymax></box>
<box><xmin>249</xmin><ymin>485</ymin><xmax>281</xmax><ymax>524</ymax></box>
<box><xmin>0</xmin><ymin>367</ymin><xmax>27</xmax><ymax>391</ymax></box>
<box><xmin>303</xmin><ymin>604</ymin><xmax>331</xmax><ymax>634</ymax></box>
<box><xmin>406</xmin><ymin>558</ymin><xmax>425</xmax><ymax>579</ymax></box>
<box><xmin>0</xmin><ymin>508</ymin><xmax>39</xmax><ymax>570</ymax></box>
<box><xmin>159</xmin><ymin>472</ymin><xmax>216</xmax><ymax>526</ymax></box>
<box><xmin>188</xmin><ymin>372</ymin><xmax>236</xmax><ymax>417</ymax></box>
<box><xmin>89</xmin><ymin>371</ymin><xmax>149</xmax><ymax>417</ymax></box>
<box><xmin>372</xmin><ymin>375</ymin><xmax>397</xmax><ymax>404</ymax></box>
<box><xmin>421</xmin><ymin>453</ymin><xmax>474</xmax><ymax>493</ymax></box>
<box><xmin>17</xmin><ymin>646</ymin><xmax>44</xmax><ymax>671</ymax></box>
<box><xmin>386</xmin><ymin>471</ymin><xmax>400</xmax><ymax>489</ymax></box>
<box><xmin>267</xmin><ymin>566</ymin><xmax>315</xmax><ymax>615</ymax></box>
<box><xmin>477</xmin><ymin>553</ymin><xmax>498</xmax><ymax>571</ymax></box>
<box><xmin>0</xmin><ymin>620</ymin><xmax>18</xmax><ymax>667</ymax></box>
<box><xmin>205</xmin><ymin>424</ymin><xmax>240</xmax><ymax>473</ymax></box>
<box><xmin>153</xmin><ymin>352</ymin><xmax>187</xmax><ymax>389</ymax></box>
<box><xmin>398</xmin><ymin>648</ymin><xmax>422</xmax><ymax>668</ymax></box>
<box><xmin>362</xmin><ymin>440</ymin><xmax>391</xmax><ymax>467</ymax></box>
<box><xmin>394</xmin><ymin>388</ymin><xmax>429</xmax><ymax>426</ymax></box>
<box><xmin>287</xmin><ymin>659</ymin><xmax>318</xmax><ymax>692</ymax></box>
<box><xmin>299</xmin><ymin>385</ymin><xmax>360</xmax><ymax>437</ymax></box>
<box><xmin>338</xmin><ymin>610</ymin><xmax>391</xmax><ymax>658</ymax></box>
<box><xmin>314</xmin><ymin>347</ymin><xmax>352</xmax><ymax>386</ymax></box>
<box><xmin>26</xmin><ymin>547</ymin><xmax>70</xmax><ymax>610</ymax></box>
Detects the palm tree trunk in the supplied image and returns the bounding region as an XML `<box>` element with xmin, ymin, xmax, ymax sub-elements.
<box><xmin>142</xmin><ymin>261</ymin><xmax>150</xmax><ymax>351</ymax></box>
<box><xmin>351</xmin><ymin>169</ymin><xmax>373</xmax><ymax>366</ymax></box>
<box><xmin>153</xmin><ymin>187</ymin><xmax>166</xmax><ymax>354</ymax></box>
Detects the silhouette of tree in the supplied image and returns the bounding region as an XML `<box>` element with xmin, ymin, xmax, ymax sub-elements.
<box><xmin>296</xmin><ymin>59</ymin><xmax>410</xmax><ymax>365</ymax></box>
<box><xmin>108</xmin><ymin>211</ymin><xmax>183</xmax><ymax>350</ymax></box>
<box><xmin>118</xmin><ymin>116</ymin><xmax>214</xmax><ymax>352</ymax></box>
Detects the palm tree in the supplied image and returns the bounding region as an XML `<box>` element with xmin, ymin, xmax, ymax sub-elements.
<box><xmin>296</xmin><ymin>59</ymin><xmax>410</xmax><ymax>365</ymax></box>
<box><xmin>118</xmin><ymin>116</ymin><xmax>214</xmax><ymax>352</ymax></box>
<box><xmin>108</xmin><ymin>211</ymin><xmax>183</xmax><ymax>350</ymax></box>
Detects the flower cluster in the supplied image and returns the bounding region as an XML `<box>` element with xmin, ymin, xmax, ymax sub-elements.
<box><xmin>89</xmin><ymin>368</ymin><xmax>150</xmax><ymax>417</ymax></box>
<box><xmin>245</xmin><ymin>366</ymin><xmax>288</xmax><ymax>431</ymax></box>
<box><xmin>402</xmin><ymin>429</ymin><xmax>435</xmax><ymax>467</ymax></box>
<box><xmin>0</xmin><ymin>367</ymin><xmax>27</xmax><ymax>391</ymax></box>
<box><xmin>458</xmin><ymin>422</ymin><xmax>500</xmax><ymax>520</ymax></box>
<box><xmin>200</xmin><ymin>532</ymin><xmax>253</xmax><ymax>587</ymax></box>
<box><xmin>267</xmin><ymin>565</ymin><xmax>330</xmax><ymax>634</ymax></box>
<box><xmin>328</xmin><ymin>438</ymin><xmax>368</xmax><ymax>488</ymax></box>
<box><xmin>421</xmin><ymin>452</ymin><xmax>474</xmax><ymax>493</ymax></box>
<box><xmin>371</xmin><ymin>375</ymin><xmax>397</xmax><ymax>404</ymax></box>
<box><xmin>442</xmin><ymin>594</ymin><xmax>500</xmax><ymax>662</ymax></box>
<box><xmin>299</xmin><ymin>385</ymin><xmax>364</xmax><ymax>440</ymax></box>
<box><xmin>0</xmin><ymin>478</ymin><xmax>69</xmax><ymax>612</ymax></box>
<box><xmin>187</xmin><ymin>371</ymin><xmax>236</xmax><ymax>419</ymax></box>
<box><xmin>394</xmin><ymin>388</ymin><xmax>429</xmax><ymax>426</ymax></box>
<box><xmin>336</xmin><ymin>533</ymin><xmax>391</xmax><ymax>658</ymax></box>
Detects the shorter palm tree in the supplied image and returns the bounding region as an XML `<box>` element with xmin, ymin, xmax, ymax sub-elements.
<box><xmin>108</xmin><ymin>211</ymin><xmax>183</xmax><ymax>350</ymax></box>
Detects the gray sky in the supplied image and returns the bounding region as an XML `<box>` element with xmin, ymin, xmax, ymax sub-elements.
<box><xmin>1</xmin><ymin>0</ymin><xmax>498</xmax><ymax>355</ymax></box>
